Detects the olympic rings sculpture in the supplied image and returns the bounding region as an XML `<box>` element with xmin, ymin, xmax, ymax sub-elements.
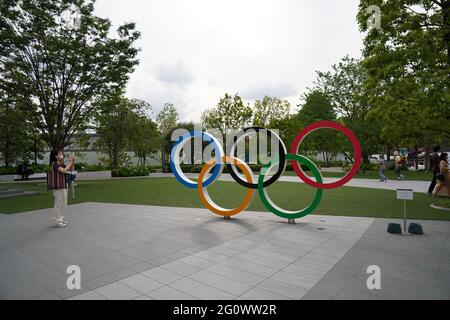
<box><xmin>170</xmin><ymin>121</ymin><xmax>361</xmax><ymax>221</ymax></box>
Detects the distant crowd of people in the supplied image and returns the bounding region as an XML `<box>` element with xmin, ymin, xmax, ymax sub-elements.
<box><xmin>377</xmin><ymin>151</ymin><xmax>405</xmax><ymax>182</ymax></box>
<box><xmin>376</xmin><ymin>146</ymin><xmax>449</xmax><ymax>197</ymax></box>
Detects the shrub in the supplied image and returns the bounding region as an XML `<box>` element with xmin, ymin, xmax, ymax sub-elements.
<box><xmin>75</xmin><ymin>162</ymin><xmax>108</xmax><ymax>172</ymax></box>
<box><xmin>111</xmin><ymin>166</ymin><xmax>154</xmax><ymax>177</ymax></box>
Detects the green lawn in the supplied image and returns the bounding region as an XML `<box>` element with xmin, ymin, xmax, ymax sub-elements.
<box><xmin>0</xmin><ymin>177</ymin><xmax>447</xmax><ymax>221</ymax></box>
<box><xmin>283</xmin><ymin>169</ymin><xmax>432</xmax><ymax>181</ymax></box>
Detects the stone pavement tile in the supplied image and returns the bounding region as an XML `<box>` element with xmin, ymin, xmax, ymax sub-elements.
<box><xmin>169</xmin><ymin>277</ymin><xmax>236</xmax><ymax>300</ymax></box>
<box><xmin>256</xmin><ymin>243</ymin><xmax>310</xmax><ymax>258</ymax></box>
<box><xmin>282</xmin><ymin>264</ymin><xmax>327</xmax><ymax>281</ymax></box>
<box><xmin>91</xmin><ymin>238</ymin><xmax>129</xmax><ymax>251</ymax></box>
<box><xmin>193</xmin><ymin>250</ymin><xmax>230</xmax><ymax>263</ymax></box>
<box><xmin>76</xmin><ymin>256</ymin><xmax>124</xmax><ymax>274</ymax></box>
<box><xmin>177</xmin><ymin>255</ymin><xmax>216</xmax><ymax>269</ymax></box>
<box><xmin>147</xmin><ymin>286</ymin><xmax>197</xmax><ymax>300</ymax></box>
<box><xmin>115</xmin><ymin>247</ymin><xmax>159</xmax><ymax>262</ymax></box>
<box><xmin>271</xmin><ymin>271</ymin><xmax>318</xmax><ymax>290</ymax></box>
<box><xmin>301</xmin><ymin>290</ymin><xmax>334</xmax><ymax>300</ymax></box>
<box><xmin>134</xmin><ymin>295</ymin><xmax>153</xmax><ymax>300</ymax></box>
<box><xmin>148</xmin><ymin>256</ymin><xmax>173</xmax><ymax>267</ymax></box>
<box><xmin>292</xmin><ymin>258</ymin><xmax>335</xmax><ymax>273</ymax></box>
<box><xmin>244</xmin><ymin>247</ymin><xmax>298</xmax><ymax>263</ymax></box>
<box><xmin>205</xmin><ymin>264</ymin><xmax>266</xmax><ymax>287</ymax></box>
<box><xmin>431</xmin><ymin>287</ymin><xmax>450</xmax><ymax>299</ymax></box>
<box><xmin>164</xmin><ymin>251</ymin><xmax>190</xmax><ymax>261</ymax></box>
<box><xmin>54</xmin><ymin>286</ymin><xmax>91</xmax><ymax>300</ymax></box>
<box><xmin>140</xmin><ymin>267</ymin><xmax>184</xmax><ymax>284</ymax></box>
<box><xmin>4</xmin><ymin>280</ymin><xmax>52</xmax><ymax>299</ymax></box>
<box><xmin>232</xmin><ymin>252</ymin><xmax>291</xmax><ymax>270</ymax></box>
<box><xmin>335</xmin><ymin>288</ymin><xmax>384</xmax><ymax>300</ymax></box>
<box><xmin>127</xmin><ymin>262</ymin><xmax>156</xmax><ymax>273</ymax></box>
<box><xmin>180</xmin><ymin>246</ymin><xmax>205</xmax><ymax>255</ymax></box>
<box><xmin>206</xmin><ymin>245</ymin><xmax>243</xmax><ymax>257</ymax></box>
<box><xmin>119</xmin><ymin>274</ymin><xmax>164</xmax><ymax>294</ymax></box>
<box><xmin>94</xmin><ymin>282</ymin><xmax>141</xmax><ymax>300</ymax></box>
<box><xmin>188</xmin><ymin>270</ymin><xmax>252</xmax><ymax>296</ymax></box>
<box><xmin>256</xmin><ymin>278</ymin><xmax>308</xmax><ymax>300</ymax></box>
<box><xmin>310</xmin><ymin>247</ymin><xmax>347</xmax><ymax>259</ymax></box>
<box><xmin>85</xmin><ymin>275</ymin><xmax>116</xmax><ymax>290</ymax></box>
<box><xmin>107</xmin><ymin>268</ymin><xmax>137</xmax><ymax>281</ymax></box>
<box><xmin>309</xmin><ymin>281</ymin><xmax>345</xmax><ymax>298</ymax></box>
<box><xmin>69</xmin><ymin>291</ymin><xmax>107</xmax><ymax>300</ymax></box>
<box><xmin>353</xmin><ymin>271</ymin><xmax>435</xmax><ymax>296</ymax></box>
<box><xmin>302</xmin><ymin>252</ymin><xmax>342</xmax><ymax>265</ymax></box>
<box><xmin>220</xmin><ymin>257</ymin><xmax>279</xmax><ymax>278</ymax></box>
<box><xmin>335</xmin><ymin>255</ymin><xmax>369</xmax><ymax>271</ymax></box>
<box><xmin>162</xmin><ymin>261</ymin><xmax>202</xmax><ymax>277</ymax></box>
<box><xmin>33</xmin><ymin>293</ymin><xmax>62</xmax><ymax>300</ymax></box>
<box><xmin>239</xmin><ymin>287</ymin><xmax>293</xmax><ymax>300</ymax></box>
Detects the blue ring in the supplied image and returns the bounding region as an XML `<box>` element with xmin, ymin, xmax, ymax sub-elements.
<box><xmin>170</xmin><ymin>131</ymin><xmax>223</xmax><ymax>189</ymax></box>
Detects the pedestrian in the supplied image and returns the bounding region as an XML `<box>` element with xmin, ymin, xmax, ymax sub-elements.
<box><xmin>378</xmin><ymin>154</ymin><xmax>388</xmax><ymax>182</ymax></box>
<box><xmin>427</xmin><ymin>145</ymin><xmax>441</xmax><ymax>196</ymax></box>
<box><xmin>21</xmin><ymin>161</ymin><xmax>28</xmax><ymax>181</ymax></box>
<box><xmin>394</xmin><ymin>151</ymin><xmax>404</xmax><ymax>180</ymax></box>
<box><xmin>433</xmin><ymin>152</ymin><xmax>450</xmax><ymax>197</ymax></box>
<box><xmin>47</xmin><ymin>149</ymin><xmax>75</xmax><ymax>227</ymax></box>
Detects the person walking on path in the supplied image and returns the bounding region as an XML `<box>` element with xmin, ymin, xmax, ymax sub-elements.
<box><xmin>427</xmin><ymin>145</ymin><xmax>441</xmax><ymax>196</ymax></box>
<box><xmin>378</xmin><ymin>154</ymin><xmax>388</xmax><ymax>182</ymax></box>
<box><xmin>47</xmin><ymin>149</ymin><xmax>75</xmax><ymax>227</ymax></box>
<box><xmin>433</xmin><ymin>152</ymin><xmax>450</xmax><ymax>197</ymax></box>
<box><xmin>394</xmin><ymin>151</ymin><xmax>405</xmax><ymax>180</ymax></box>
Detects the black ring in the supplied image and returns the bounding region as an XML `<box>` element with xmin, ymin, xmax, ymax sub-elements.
<box><xmin>226</xmin><ymin>127</ymin><xmax>286</xmax><ymax>189</ymax></box>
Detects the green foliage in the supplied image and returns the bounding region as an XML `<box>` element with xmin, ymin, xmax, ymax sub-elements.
<box><xmin>253</xmin><ymin>96</ymin><xmax>291</xmax><ymax>128</ymax></box>
<box><xmin>313</xmin><ymin>56</ymin><xmax>384</xmax><ymax>163</ymax></box>
<box><xmin>95</xmin><ymin>92</ymin><xmax>157</xmax><ymax>170</ymax></box>
<box><xmin>74</xmin><ymin>162</ymin><xmax>107</xmax><ymax>172</ymax></box>
<box><xmin>201</xmin><ymin>93</ymin><xmax>253</xmax><ymax>135</ymax></box>
<box><xmin>111</xmin><ymin>166</ymin><xmax>154</xmax><ymax>177</ymax></box>
<box><xmin>356</xmin><ymin>0</ymin><xmax>450</xmax><ymax>148</ymax></box>
<box><xmin>0</xmin><ymin>0</ymin><xmax>141</xmax><ymax>151</ymax></box>
<box><xmin>156</xmin><ymin>103</ymin><xmax>179</xmax><ymax>172</ymax></box>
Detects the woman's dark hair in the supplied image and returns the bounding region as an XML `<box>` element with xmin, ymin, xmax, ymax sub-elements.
<box><xmin>49</xmin><ymin>149</ymin><xmax>62</xmax><ymax>166</ymax></box>
<box><xmin>440</xmin><ymin>152</ymin><xmax>448</xmax><ymax>161</ymax></box>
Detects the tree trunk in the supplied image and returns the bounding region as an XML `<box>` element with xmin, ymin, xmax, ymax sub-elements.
<box><xmin>161</xmin><ymin>147</ymin><xmax>165</xmax><ymax>173</ymax></box>
<box><xmin>443</xmin><ymin>0</ymin><xmax>450</xmax><ymax>69</ymax></box>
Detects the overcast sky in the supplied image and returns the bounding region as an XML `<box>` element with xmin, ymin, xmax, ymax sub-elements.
<box><xmin>94</xmin><ymin>0</ymin><xmax>364</xmax><ymax>122</ymax></box>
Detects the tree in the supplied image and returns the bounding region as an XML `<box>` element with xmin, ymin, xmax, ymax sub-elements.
<box><xmin>357</xmin><ymin>0</ymin><xmax>450</xmax><ymax>160</ymax></box>
<box><xmin>0</xmin><ymin>0</ymin><xmax>141</xmax><ymax>151</ymax></box>
<box><xmin>0</xmin><ymin>85</ymin><xmax>43</xmax><ymax>167</ymax></box>
<box><xmin>95</xmin><ymin>92</ymin><xmax>150</xmax><ymax>169</ymax></box>
<box><xmin>314</xmin><ymin>56</ymin><xmax>383</xmax><ymax>165</ymax></box>
<box><xmin>294</xmin><ymin>90</ymin><xmax>339</xmax><ymax>163</ymax></box>
<box><xmin>156</xmin><ymin>103</ymin><xmax>178</xmax><ymax>172</ymax></box>
<box><xmin>201</xmin><ymin>93</ymin><xmax>253</xmax><ymax>136</ymax></box>
<box><xmin>131</xmin><ymin>116</ymin><xmax>160</xmax><ymax>166</ymax></box>
<box><xmin>253</xmin><ymin>96</ymin><xmax>291</xmax><ymax>128</ymax></box>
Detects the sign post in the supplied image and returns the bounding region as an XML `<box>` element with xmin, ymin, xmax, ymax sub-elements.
<box><xmin>396</xmin><ymin>189</ymin><xmax>413</xmax><ymax>233</ymax></box>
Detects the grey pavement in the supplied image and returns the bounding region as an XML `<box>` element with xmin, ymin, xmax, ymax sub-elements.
<box><xmin>0</xmin><ymin>202</ymin><xmax>448</xmax><ymax>300</ymax></box>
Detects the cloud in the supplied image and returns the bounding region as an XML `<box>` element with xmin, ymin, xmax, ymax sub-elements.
<box><xmin>240</xmin><ymin>82</ymin><xmax>297</xmax><ymax>101</ymax></box>
<box><xmin>94</xmin><ymin>0</ymin><xmax>364</xmax><ymax>122</ymax></box>
<box><xmin>153</xmin><ymin>61</ymin><xmax>194</xmax><ymax>86</ymax></box>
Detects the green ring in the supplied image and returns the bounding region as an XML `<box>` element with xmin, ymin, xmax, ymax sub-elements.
<box><xmin>258</xmin><ymin>153</ymin><xmax>323</xmax><ymax>220</ymax></box>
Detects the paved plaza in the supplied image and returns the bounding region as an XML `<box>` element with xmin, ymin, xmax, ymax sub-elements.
<box><xmin>0</xmin><ymin>202</ymin><xmax>449</xmax><ymax>300</ymax></box>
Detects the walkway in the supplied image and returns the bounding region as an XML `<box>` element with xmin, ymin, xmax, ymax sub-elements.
<box><xmin>0</xmin><ymin>203</ymin><xmax>448</xmax><ymax>300</ymax></box>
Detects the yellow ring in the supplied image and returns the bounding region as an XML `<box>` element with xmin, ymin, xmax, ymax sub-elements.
<box><xmin>198</xmin><ymin>156</ymin><xmax>255</xmax><ymax>217</ymax></box>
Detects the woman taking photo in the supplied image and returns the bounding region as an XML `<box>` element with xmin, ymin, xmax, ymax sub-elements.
<box><xmin>47</xmin><ymin>149</ymin><xmax>75</xmax><ymax>227</ymax></box>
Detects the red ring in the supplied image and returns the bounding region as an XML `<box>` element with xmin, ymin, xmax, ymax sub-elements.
<box><xmin>290</xmin><ymin>121</ymin><xmax>361</xmax><ymax>189</ymax></box>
